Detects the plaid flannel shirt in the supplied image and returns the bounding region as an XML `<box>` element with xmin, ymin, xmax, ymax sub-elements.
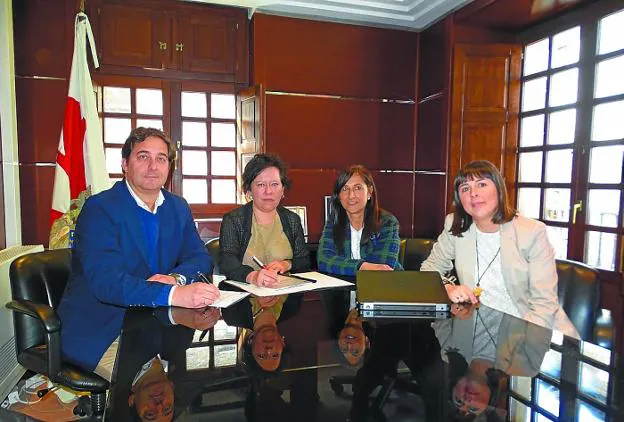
<box><xmin>317</xmin><ymin>210</ymin><xmax>403</xmax><ymax>276</ymax></box>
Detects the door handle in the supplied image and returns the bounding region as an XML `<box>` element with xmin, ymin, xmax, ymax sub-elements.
<box><xmin>572</xmin><ymin>200</ymin><xmax>583</xmax><ymax>224</ymax></box>
<box><xmin>158</xmin><ymin>41</ymin><xmax>167</xmax><ymax>51</ymax></box>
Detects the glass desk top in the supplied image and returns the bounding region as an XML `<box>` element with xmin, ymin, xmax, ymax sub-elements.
<box><xmin>105</xmin><ymin>288</ymin><xmax>624</xmax><ymax>422</ymax></box>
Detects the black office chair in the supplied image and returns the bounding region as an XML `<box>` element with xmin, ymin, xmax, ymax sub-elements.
<box><xmin>205</xmin><ymin>238</ymin><xmax>221</xmax><ymax>276</ymax></box>
<box><xmin>399</xmin><ymin>238</ymin><xmax>435</xmax><ymax>270</ymax></box>
<box><xmin>6</xmin><ymin>249</ymin><xmax>109</xmax><ymax>417</ymax></box>
<box><xmin>556</xmin><ymin>259</ymin><xmax>614</xmax><ymax>348</ymax></box>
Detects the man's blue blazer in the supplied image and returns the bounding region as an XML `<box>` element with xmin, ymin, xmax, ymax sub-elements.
<box><xmin>57</xmin><ymin>181</ymin><xmax>212</xmax><ymax>371</ymax></box>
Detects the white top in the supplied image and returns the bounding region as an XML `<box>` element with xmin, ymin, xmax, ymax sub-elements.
<box><xmin>125</xmin><ymin>180</ymin><xmax>165</xmax><ymax>214</ymax></box>
<box><xmin>475</xmin><ymin>227</ymin><xmax>521</xmax><ymax>318</ymax></box>
<box><xmin>350</xmin><ymin>225</ymin><xmax>363</xmax><ymax>260</ymax></box>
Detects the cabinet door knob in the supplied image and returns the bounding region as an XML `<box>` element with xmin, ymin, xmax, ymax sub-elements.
<box><xmin>158</xmin><ymin>41</ymin><xmax>167</xmax><ymax>50</ymax></box>
<box><xmin>176</xmin><ymin>43</ymin><xmax>184</xmax><ymax>52</ymax></box>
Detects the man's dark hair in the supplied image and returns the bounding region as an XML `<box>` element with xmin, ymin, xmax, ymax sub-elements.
<box><xmin>450</xmin><ymin>160</ymin><xmax>516</xmax><ymax>236</ymax></box>
<box><xmin>121</xmin><ymin>127</ymin><xmax>176</xmax><ymax>162</ymax></box>
<box><xmin>241</xmin><ymin>153</ymin><xmax>292</xmax><ymax>193</ymax></box>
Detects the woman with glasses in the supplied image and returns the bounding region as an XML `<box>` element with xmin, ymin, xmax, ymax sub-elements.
<box><xmin>317</xmin><ymin>165</ymin><xmax>402</xmax><ymax>276</ymax></box>
<box><xmin>220</xmin><ymin>154</ymin><xmax>310</xmax><ymax>286</ymax></box>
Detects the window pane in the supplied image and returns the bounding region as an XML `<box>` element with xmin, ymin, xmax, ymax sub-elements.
<box><xmin>182</xmin><ymin>92</ymin><xmax>207</xmax><ymax>118</ymax></box>
<box><xmin>540</xmin><ymin>349</ymin><xmax>562</xmax><ymax>380</ymax></box>
<box><xmin>518</xmin><ymin>151</ymin><xmax>543</xmax><ymax>183</ymax></box>
<box><xmin>547</xmin><ymin>109</ymin><xmax>576</xmax><ymax>145</ymax></box>
<box><xmin>582</xmin><ymin>342</ymin><xmax>611</xmax><ymax>365</ymax></box>
<box><xmin>103</xmin><ymin>87</ymin><xmax>130</xmax><ymax>113</ymax></box>
<box><xmin>182</xmin><ymin>150</ymin><xmax>208</xmax><ymax>176</ymax></box>
<box><xmin>522</xmin><ymin>77</ymin><xmax>547</xmax><ymax>111</ymax></box>
<box><xmin>136</xmin><ymin>88</ymin><xmax>163</xmax><ymax>115</ymax></box>
<box><xmin>136</xmin><ymin>119</ymin><xmax>163</xmax><ymax>130</ymax></box>
<box><xmin>214</xmin><ymin>319</ymin><xmax>237</xmax><ymax>340</ymax></box>
<box><xmin>518</xmin><ymin>188</ymin><xmax>541</xmax><ymax>219</ymax></box>
<box><xmin>585</xmin><ymin>231</ymin><xmax>617</xmax><ymax>271</ymax></box>
<box><xmin>105</xmin><ymin>147</ymin><xmax>122</xmax><ymax>174</ymax></box>
<box><xmin>595</xmin><ymin>55</ymin><xmax>624</xmax><ymax>98</ymax></box>
<box><xmin>524</xmin><ymin>38</ymin><xmax>549</xmax><ymax>76</ymax></box>
<box><xmin>211</xmin><ymin>93</ymin><xmax>235</xmax><ymax>119</ymax></box>
<box><xmin>545</xmin><ymin>149</ymin><xmax>573</xmax><ymax>183</ymax></box>
<box><xmin>509</xmin><ymin>397</ymin><xmax>530</xmax><ymax>422</ymax></box>
<box><xmin>551</xmin><ymin>26</ymin><xmax>580</xmax><ymax>68</ymax></box>
<box><xmin>579</xmin><ymin>362</ymin><xmax>609</xmax><ymax>404</ymax></box>
<box><xmin>587</xmin><ymin>189</ymin><xmax>620</xmax><ymax>228</ymax></box>
<box><xmin>211</xmin><ymin>122</ymin><xmax>236</xmax><ymax>147</ymax></box>
<box><xmin>212</xmin><ymin>179</ymin><xmax>236</xmax><ymax>204</ymax></box>
<box><xmin>183</xmin><ymin>179</ymin><xmax>208</xmax><ymax>204</ymax></box>
<box><xmin>591</xmin><ymin>100</ymin><xmax>624</xmax><ymax>141</ymax></box>
<box><xmin>104</xmin><ymin>117</ymin><xmax>131</xmax><ymax>144</ymax></box>
<box><xmin>544</xmin><ymin>188</ymin><xmax>570</xmax><ymax>222</ymax></box>
<box><xmin>186</xmin><ymin>345</ymin><xmax>211</xmax><ymax>370</ymax></box>
<box><xmin>510</xmin><ymin>377</ymin><xmax>532</xmax><ymax>399</ymax></box>
<box><xmin>546</xmin><ymin>226</ymin><xmax>568</xmax><ymax>259</ymax></box>
<box><xmin>520</xmin><ymin>114</ymin><xmax>545</xmax><ymax>147</ymax></box>
<box><xmin>590</xmin><ymin>145</ymin><xmax>624</xmax><ymax>183</ymax></box>
<box><xmin>214</xmin><ymin>344</ymin><xmax>237</xmax><ymax>367</ymax></box>
<box><xmin>549</xmin><ymin>68</ymin><xmax>578</xmax><ymax>107</ymax></box>
<box><xmin>182</xmin><ymin>121</ymin><xmax>208</xmax><ymax>147</ymax></box>
<box><xmin>577</xmin><ymin>401</ymin><xmax>605</xmax><ymax>422</ymax></box>
<box><xmin>598</xmin><ymin>9</ymin><xmax>624</xmax><ymax>55</ymax></box>
<box><xmin>535</xmin><ymin>379</ymin><xmax>560</xmax><ymax>417</ymax></box>
<box><xmin>211</xmin><ymin>151</ymin><xmax>236</xmax><ymax>176</ymax></box>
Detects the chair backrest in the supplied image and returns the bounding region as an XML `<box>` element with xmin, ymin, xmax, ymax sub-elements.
<box><xmin>205</xmin><ymin>238</ymin><xmax>221</xmax><ymax>275</ymax></box>
<box><xmin>556</xmin><ymin>259</ymin><xmax>600</xmax><ymax>340</ymax></box>
<box><xmin>9</xmin><ymin>248</ymin><xmax>72</xmax><ymax>354</ymax></box>
<box><xmin>401</xmin><ymin>238</ymin><xmax>435</xmax><ymax>270</ymax></box>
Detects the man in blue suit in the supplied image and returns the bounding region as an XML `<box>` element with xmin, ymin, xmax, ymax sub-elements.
<box><xmin>58</xmin><ymin>127</ymin><xmax>220</xmax><ymax>381</ymax></box>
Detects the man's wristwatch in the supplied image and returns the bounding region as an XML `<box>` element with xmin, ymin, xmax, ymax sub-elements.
<box><xmin>169</xmin><ymin>273</ymin><xmax>187</xmax><ymax>286</ymax></box>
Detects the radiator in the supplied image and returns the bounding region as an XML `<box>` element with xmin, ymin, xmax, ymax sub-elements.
<box><xmin>0</xmin><ymin>245</ymin><xmax>44</xmax><ymax>402</ymax></box>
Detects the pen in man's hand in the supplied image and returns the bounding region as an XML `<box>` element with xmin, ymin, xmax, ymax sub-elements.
<box><xmin>252</xmin><ymin>256</ymin><xmax>266</xmax><ymax>269</ymax></box>
<box><xmin>196</xmin><ymin>272</ymin><xmax>212</xmax><ymax>284</ymax></box>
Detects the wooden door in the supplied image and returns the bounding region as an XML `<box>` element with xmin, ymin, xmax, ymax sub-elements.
<box><xmin>236</xmin><ymin>85</ymin><xmax>265</xmax><ymax>203</ymax></box>
<box><xmin>178</xmin><ymin>11</ymin><xmax>237</xmax><ymax>74</ymax></box>
<box><xmin>95</xmin><ymin>3</ymin><xmax>170</xmax><ymax>69</ymax></box>
<box><xmin>448</xmin><ymin>43</ymin><xmax>522</xmax><ymax>210</ymax></box>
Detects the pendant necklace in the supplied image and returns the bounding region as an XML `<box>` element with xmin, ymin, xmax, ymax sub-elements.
<box><xmin>474</xmin><ymin>232</ymin><xmax>501</xmax><ymax>298</ymax></box>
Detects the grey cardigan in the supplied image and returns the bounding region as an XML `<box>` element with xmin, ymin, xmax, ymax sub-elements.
<box><xmin>219</xmin><ymin>202</ymin><xmax>311</xmax><ymax>282</ymax></box>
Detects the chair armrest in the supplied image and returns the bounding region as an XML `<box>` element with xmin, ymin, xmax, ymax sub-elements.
<box><xmin>593</xmin><ymin>308</ymin><xmax>614</xmax><ymax>350</ymax></box>
<box><xmin>6</xmin><ymin>299</ymin><xmax>61</xmax><ymax>333</ymax></box>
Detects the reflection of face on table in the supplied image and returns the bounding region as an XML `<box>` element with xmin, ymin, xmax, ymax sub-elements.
<box><xmin>338</xmin><ymin>308</ymin><xmax>370</xmax><ymax>366</ymax></box>
<box><xmin>252</xmin><ymin>306</ymin><xmax>286</xmax><ymax>372</ymax></box>
<box><xmin>128</xmin><ymin>357</ymin><xmax>174</xmax><ymax>422</ymax></box>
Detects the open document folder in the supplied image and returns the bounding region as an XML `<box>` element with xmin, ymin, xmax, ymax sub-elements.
<box><xmin>209</xmin><ymin>290</ymin><xmax>250</xmax><ymax>308</ymax></box>
<box><xmin>222</xmin><ymin>272</ymin><xmax>353</xmax><ymax>297</ymax></box>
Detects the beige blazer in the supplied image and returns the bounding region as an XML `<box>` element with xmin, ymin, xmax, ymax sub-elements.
<box><xmin>421</xmin><ymin>214</ymin><xmax>579</xmax><ymax>339</ymax></box>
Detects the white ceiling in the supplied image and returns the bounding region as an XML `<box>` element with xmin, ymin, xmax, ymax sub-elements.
<box><xmin>189</xmin><ymin>0</ymin><xmax>474</xmax><ymax>31</ymax></box>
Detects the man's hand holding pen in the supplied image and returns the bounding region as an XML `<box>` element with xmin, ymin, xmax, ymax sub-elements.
<box><xmin>170</xmin><ymin>272</ymin><xmax>220</xmax><ymax>308</ymax></box>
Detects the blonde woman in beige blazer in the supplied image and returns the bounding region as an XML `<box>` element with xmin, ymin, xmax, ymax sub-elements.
<box><xmin>421</xmin><ymin>160</ymin><xmax>579</xmax><ymax>338</ymax></box>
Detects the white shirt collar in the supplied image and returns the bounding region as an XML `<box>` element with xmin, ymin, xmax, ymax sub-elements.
<box><xmin>125</xmin><ymin>180</ymin><xmax>165</xmax><ymax>214</ymax></box>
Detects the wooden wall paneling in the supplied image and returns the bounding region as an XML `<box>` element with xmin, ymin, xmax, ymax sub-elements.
<box><xmin>283</xmin><ymin>169</ymin><xmax>339</xmax><ymax>243</ymax></box>
<box><xmin>448</xmin><ymin>43</ymin><xmax>521</xmax><ymax>210</ymax></box>
<box><xmin>373</xmin><ymin>172</ymin><xmax>414</xmax><ymax>238</ymax></box>
<box><xmin>0</xmin><ymin>116</ymin><xmax>5</xmax><ymax>249</ymax></box>
<box><xmin>12</xmin><ymin>0</ymin><xmax>74</xmax><ymax>77</ymax></box>
<box><xmin>418</xmin><ymin>17</ymin><xmax>452</xmax><ymax>100</ymax></box>
<box><xmin>251</xmin><ymin>14</ymin><xmax>418</xmax><ymax>100</ymax></box>
<box><xmin>15</xmin><ymin>78</ymin><xmax>68</xmax><ymax>163</ymax></box>
<box><xmin>453</xmin><ymin>24</ymin><xmax>517</xmax><ymax>43</ymax></box>
<box><xmin>236</xmin><ymin>85</ymin><xmax>265</xmax><ymax>202</ymax></box>
<box><xmin>264</xmin><ymin>94</ymin><xmax>414</xmax><ymax>170</ymax></box>
<box><xmin>415</xmin><ymin>97</ymin><xmax>449</xmax><ymax>171</ymax></box>
<box><xmin>413</xmin><ymin>173</ymin><xmax>448</xmax><ymax>238</ymax></box>
<box><xmin>178</xmin><ymin>12</ymin><xmax>235</xmax><ymax>74</ymax></box>
<box><xmin>19</xmin><ymin>165</ymin><xmax>55</xmax><ymax>246</ymax></box>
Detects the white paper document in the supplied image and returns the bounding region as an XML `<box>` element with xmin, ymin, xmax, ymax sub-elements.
<box><xmin>222</xmin><ymin>271</ymin><xmax>353</xmax><ymax>297</ymax></box>
<box><xmin>209</xmin><ymin>290</ymin><xmax>250</xmax><ymax>308</ymax></box>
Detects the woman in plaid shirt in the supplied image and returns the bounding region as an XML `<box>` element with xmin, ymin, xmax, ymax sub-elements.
<box><xmin>317</xmin><ymin>165</ymin><xmax>403</xmax><ymax>276</ymax></box>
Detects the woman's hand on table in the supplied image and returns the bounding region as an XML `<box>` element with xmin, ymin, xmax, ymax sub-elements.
<box><xmin>265</xmin><ymin>260</ymin><xmax>291</xmax><ymax>274</ymax></box>
<box><xmin>359</xmin><ymin>262</ymin><xmax>393</xmax><ymax>271</ymax></box>
<box><xmin>247</xmin><ymin>268</ymin><xmax>279</xmax><ymax>287</ymax></box>
<box><xmin>444</xmin><ymin>284</ymin><xmax>478</xmax><ymax>304</ymax></box>
<box><xmin>450</xmin><ymin>302</ymin><xmax>477</xmax><ymax>320</ymax></box>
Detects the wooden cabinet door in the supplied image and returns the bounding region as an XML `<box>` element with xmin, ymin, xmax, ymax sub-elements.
<box><xmin>178</xmin><ymin>12</ymin><xmax>237</xmax><ymax>74</ymax></box>
<box><xmin>448</xmin><ymin>43</ymin><xmax>522</xmax><ymax>210</ymax></box>
<box><xmin>97</xmin><ymin>3</ymin><xmax>169</xmax><ymax>69</ymax></box>
<box><xmin>236</xmin><ymin>85</ymin><xmax>265</xmax><ymax>203</ymax></box>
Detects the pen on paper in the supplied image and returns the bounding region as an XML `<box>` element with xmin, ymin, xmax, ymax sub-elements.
<box><xmin>287</xmin><ymin>273</ymin><xmax>317</xmax><ymax>283</ymax></box>
<box><xmin>252</xmin><ymin>256</ymin><xmax>266</xmax><ymax>269</ymax></box>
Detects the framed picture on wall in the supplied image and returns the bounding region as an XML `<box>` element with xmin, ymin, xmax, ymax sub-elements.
<box><xmin>285</xmin><ymin>206</ymin><xmax>308</xmax><ymax>238</ymax></box>
<box><xmin>324</xmin><ymin>196</ymin><xmax>333</xmax><ymax>222</ymax></box>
